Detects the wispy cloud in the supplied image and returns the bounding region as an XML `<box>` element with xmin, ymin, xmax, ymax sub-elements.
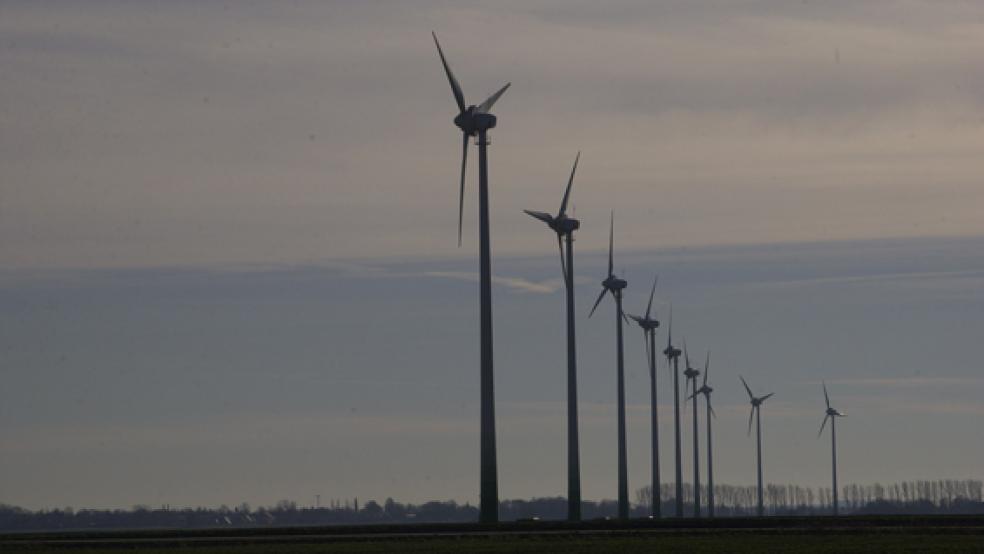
<box><xmin>423</xmin><ymin>271</ymin><xmax>562</xmax><ymax>294</ymax></box>
<box><xmin>897</xmin><ymin>402</ymin><xmax>984</xmax><ymax>416</ymax></box>
<box><xmin>812</xmin><ymin>376</ymin><xmax>984</xmax><ymax>388</ymax></box>
<box><xmin>748</xmin><ymin>269</ymin><xmax>984</xmax><ymax>291</ymax></box>
<box><xmin>3</xmin><ymin>411</ymin><xmax>475</xmax><ymax>455</ymax></box>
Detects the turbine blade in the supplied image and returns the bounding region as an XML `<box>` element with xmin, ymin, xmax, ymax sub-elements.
<box><xmin>666</xmin><ymin>305</ymin><xmax>673</xmax><ymax>348</ymax></box>
<box><xmin>643</xmin><ymin>330</ymin><xmax>652</xmax><ymax>371</ymax></box>
<box><xmin>760</xmin><ymin>392</ymin><xmax>775</xmax><ymax>403</ymax></box>
<box><xmin>740</xmin><ymin>376</ymin><xmax>754</xmax><ymax>400</ymax></box>
<box><xmin>432</xmin><ymin>32</ymin><xmax>466</xmax><ymax>113</ymax></box>
<box><xmin>621</xmin><ymin>307</ymin><xmax>631</xmax><ymax>326</ymax></box>
<box><xmin>645</xmin><ymin>274</ymin><xmax>658</xmax><ymax>319</ymax></box>
<box><xmin>523</xmin><ymin>210</ymin><xmax>554</xmax><ymax>225</ymax></box>
<box><xmin>607</xmin><ymin>211</ymin><xmax>614</xmax><ymax>277</ymax></box>
<box><xmin>558</xmin><ymin>151</ymin><xmax>579</xmax><ymax>217</ymax></box>
<box><xmin>476</xmin><ymin>82</ymin><xmax>511</xmax><ymax>114</ymax></box>
<box><xmin>823</xmin><ymin>381</ymin><xmax>831</xmax><ymax>410</ymax></box>
<box><xmin>588</xmin><ymin>288</ymin><xmax>607</xmax><ymax>318</ymax></box>
<box><xmin>709</xmin><ymin>402</ymin><xmax>717</xmax><ymax>419</ymax></box>
<box><xmin>557</xmin><ymin>234</ymin><xmax>568</xmax><ymax>286</ymax></box>
<box><xmin>703</xmin><ymin>351</ymin><xmax>710</xmax><ymax>386</ymax></box>
<box><xmin>458</xmin><ymin>132</ymin><xmax>468</xmax><ymax>246</ymax></box>
<box><xmin>747</xmin><ymin>406</ymin><xmax>755</xmax><ymax>436</ymax></box>
<box><xmin>650</xmin><ymin>337</ymin><xmax>658</xmax><ymax>377</ymax></box>
<box><xmin>684</xmin><ymin>340</ymin><xmax>690</xmax><ymax>369</ymax></box>
<box><xmin>818</xmin><ymin>414</ymin><xmax>830</xmax><ymax>438</ymax></box>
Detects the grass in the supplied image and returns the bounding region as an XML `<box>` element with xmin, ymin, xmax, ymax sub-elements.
<box><xmin>5</xmin><ymin>532</ymin><xmax>984</xmax><ymax>553</ymax></box>
<box><xmin>3</xmin><ymin>516</ymin><xmax>984</xmax><ymax>553</ymax></box>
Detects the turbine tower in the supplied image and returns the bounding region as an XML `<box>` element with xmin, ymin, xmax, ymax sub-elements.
<box><xmin>627</xmin><ymin>275</ymin><xmax>660</xmax><ymax>518</ymax></box>
<box><xmin>741</xmin><ymin>376</ymin><xmax>774</xmax><ymax>517</ymax></box>
<box><xmin>818</xmin><ymin>381</ymin><xmax>846</xmax><ymax>516</ymax></box>
<box><xmin>662</xmin><ymin>308</ymin><xmax>684</xmax><ymax>517</ymax></box>
<box><xmin>683</xmin><ymin>343</ymin><xmax>701</xmax><ymax>517</ymax></box>
<box><xmin>433</xmin><ymin>32</ymin><xmax>511</xmax><ymax>523</ymax></box>
<box><xmin>588</xmin><ymin>212</ymin><xmax>630</xmax><ymax>520</ymax></box>
<box><xmin>523</xmin><ymin>152</ymin><xmax>583</xmax><ymax>521</ymax></box>
<box><xmin>690</xmin><ymin>352</ymin><xmax>716</xmax><ymax>517</ymax></box>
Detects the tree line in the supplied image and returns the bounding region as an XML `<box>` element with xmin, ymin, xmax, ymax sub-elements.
<box><xmin>1</xmin><ymin>479</ymin><xmax>981</xmax><ymax>531</ymax></box>
<box><xmin>635</xmin><ymin>478</ymin><xmax>984</xmax><ymax>516</ymax></box>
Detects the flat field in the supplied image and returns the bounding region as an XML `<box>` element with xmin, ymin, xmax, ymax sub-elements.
<box><xmin>3</xmin><ymin>516</ymin><xmax>983</xmax><ymax>553</ymax></box>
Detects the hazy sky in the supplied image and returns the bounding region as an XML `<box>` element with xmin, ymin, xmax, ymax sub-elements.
<box><xmin>1</xmin><ymin>1</ymin><xmax>983</xmax><ymax>510</ymax></box>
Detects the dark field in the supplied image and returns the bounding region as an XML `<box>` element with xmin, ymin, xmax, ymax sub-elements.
<box><xmin>3</xmin><ymin>516</ymin><xmax>983</xmax><ymax>553</ymax></box>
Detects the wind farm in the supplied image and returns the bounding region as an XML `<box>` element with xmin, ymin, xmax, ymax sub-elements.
<box><xmin>742</xmin><ymin>376</ymin><xmax>775</xmax><ymax>518</ymax></box>
<box><xmin>627</xmin><ymin>276</ymin><xmax>661</xmax><ymax>519</ymax></box>
<box><xmin>663</xmin><ymin>311</ymin><xmax>685</xmax><ymax>518</ymax></box>
<box><xmin>433</xmin><ymin>32</ymin><xmax>510</xmax><ymax>524</ymax></box>
<box><xmin>683</xmin><ymin>343</ymin><xmax>702</xmax><ymax>517</ymax></box>
<box><xmin>820</xmin><ymin>382</ymin><xmax>847</xmax><ymax>516</ymax></box>
<box><xmin>523</xmin><ymin>152</ymin><xmax>583</xmax><ymax>521</ymax></box>
<box><xmin>4</xmin><ymin>3</ymin><xmax>984</xmax><ymax>552</ymax></box>
<box><xmin>588</xmin><ymin>212</ymin><xmax>630</xmax><ymax>520</ymax></box>
<box><xmin>693</xmin><ymin>352</ymin><xmax>716</xmax><ymax>518</ymax></box>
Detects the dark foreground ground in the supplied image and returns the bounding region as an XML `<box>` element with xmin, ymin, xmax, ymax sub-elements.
<box><xmin>3</xmin><ymin>515</ymin><xmax>983</xmax><ymax>553</ymax></box>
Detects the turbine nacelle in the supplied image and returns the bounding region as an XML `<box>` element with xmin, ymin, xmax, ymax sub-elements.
<box><xmin>663</xmin><ymin>345</ymin><xmax>681</xmax><ymax>359</ymax></box>
<box><xmin>750</xmin><ymin>394</ymin><xmax>773</xmax><ymax>407</ymax></box>
<box><xmin>433</xmin><ymin>32</ymin><xmax>510</xmax><ymax>247</ymax></box>
<box><xmin>551</xmin><ymin>215</ymin><xmax>580</xmax><ymax>234</ymax></box>
<box><xmin>741</xmin><ymin>376</ymin><xmax>773</xmax><ymax>406</ymax></box>
<box><xmin>629</xmin><ymin>315</ymin><xmax>660</xmax><ymax>331</ymax></box>
<box><xmin>587</xmin><ymin>211</ymin><xmax>627</xmax><ymax>318</ymax></box>
<box><xmin>454</xmin><ymin>109</ymin><xmax>497</xmax><ymax>136</ymax></box>
<box><xmin>603</xmin><ymin>275</ymin><xmax>627</xmax><ymax>292</ymax></box>
<box><xmin>527</xmin><ymin>212</ymin><xmax>580</xmax><ymax>235</ymax></box>
<box><xmin>826</xmin><ymin>407</ymin><xmax>844</xmax><ymax>417</ymax></box>
<box><xmin>684</xmin><ymin>368</ymin><xmax>701</xmax><ymax>380</ymax></box>
<box><xmin>523</xmin><ymin>150</ymin><xmax>581</xmax><ymax>284</ymax></box>
<box><xmin>629</xmin><ymin>274</ymin><xmax>660</xmax><ymax>334</ymax></box>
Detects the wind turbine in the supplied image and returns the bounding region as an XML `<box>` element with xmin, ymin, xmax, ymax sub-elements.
<box><xmin>627</xmin><ymin>275</ymin><xmax>660</xmax><ymax>518</ymax></box>
<box><xmin>523</xmin><ymin>152</ymin><xmax>583</xmax><ymax>521</ymax></box>
<box><xmin>433</xmin><ymin>32</ymin><xmax>511</xmax><ymax>524</ymax></box>
<box><xmin>819</xmin><ymin>381</ymin><xmax>846</xmax><ymax>516</ymax></box>
<box><xmin>662</xmin><ymin>308</ymin><xmax>684</xmax><ymax>517</ymax></box>
<box><xmin>690</xmin><ymin>352</ymin><xmax>716</xmax><ymax>517</ymax></box>
<box><xmin>741</xmin><ymin>376</ymin><xmax>774</xmax><ymax>517</ymax></box>
<box><xmin>683</xmin><ymin>343</ymin><xmax>701</xmax><ymax>517</ymax></box>
<box><xmin>588</xmin><ymin>212</ymin><xmax>630</xmax><ymax>520</ymax></box>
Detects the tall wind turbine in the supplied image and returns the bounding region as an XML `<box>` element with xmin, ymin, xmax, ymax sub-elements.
<box><xmin>588</xmin><ymin>212</ymin><xmax>630</xmax><ymax>520</ymax></box>
<box><xmin>691</xmin><ymin>352</ymin><xmax>715</xmax><ymax>517</ymax></box>
<box><xmin>819</xmin><ymin>382</ymin><xmax>846</xmax><ymax>516</ymax></box>
<box><xmin>523</xmin><ymin>152</ymin><xmax>583</xmax><ymax>521</ymax></box>
<box><xmin>741</xmin><ymin>376</ymin><xmax>774</xmax><ymax>517</ymax></box>
<box><xmin>662</xmin><ymin>309</ymin><xmax>683</xmax><ymax>517</ymax></box>
<box><xmin>627</xmin><ymin>275</ymin><xmax>660</xmax><ymax>518</ymax></box>
<box><xmin>683</xmin><ymin>343</ymin><xmax>701</xmax><ymax>517</ymax></box>
<box><xmin>433</xmin><ymin>32</ymin><xmax>511</xmax><ymax>524</ymax></box>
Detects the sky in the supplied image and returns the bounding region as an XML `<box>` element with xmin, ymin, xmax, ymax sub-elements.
<box><xmin>1</xmin><ymin>1</ymin><xmax>983</xmax><ymax>510</ymax></box>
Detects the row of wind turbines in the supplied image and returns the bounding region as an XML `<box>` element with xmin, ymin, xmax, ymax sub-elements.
<box><xmin>431</xmin><ymin>33</ymin><xmax>846</xmax><ymax>523</ymax></box>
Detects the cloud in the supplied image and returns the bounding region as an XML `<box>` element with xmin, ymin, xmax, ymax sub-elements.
<box><xmin>2</xmin><ymin>411</ymin><xmax>475</xmax><ymax>455</ymax></box>
<box><xmin>747</xmin><ymin>269</ymin><xmax>984</xmax><ymax>291</ymax></box>
<box><xmin>3</xmin><ymin>1</ymin><xmax>984</xmax><ymax>269</ymax></box>
<box><xmin>897</xmin><ymin>402</ymin><xmax>984</xmax><ymax>416</ymax></box>
<box><xmin>423</xmin><ymin>271</ymin><xmax>562</xmax><ymax>294</ymax></box>
<box><xmin>813</xmin><ymin>376</ymin><xmax>984</xmax><ymax>388</ymax></box>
